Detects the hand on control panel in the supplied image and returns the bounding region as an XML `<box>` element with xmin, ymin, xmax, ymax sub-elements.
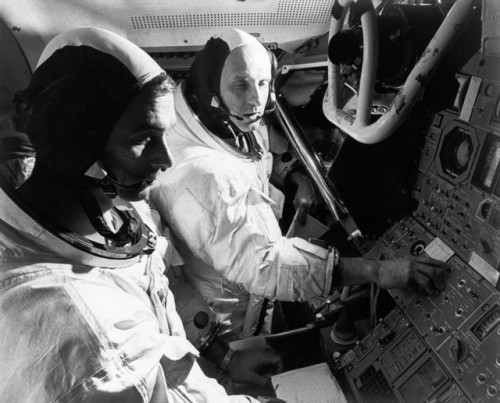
<box><xmin>373</xmin><ymin>256</ymin><xmax>449</xmax><ymax>296</ymax></box>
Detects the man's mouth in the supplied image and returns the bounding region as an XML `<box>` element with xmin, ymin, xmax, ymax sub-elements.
<box><xmin>143</xmin><ymin>174</ymin><xmax>158</xmax><ymax>183</ymax></box>
<box><xmin>140</xmin><ymin>173</ymin><xmax>159</xmax><ymax>186</ymax></box>
<box><xmin>129</xmin><ymin>173</ymin><xmax>159</xmax><ymax>190</ymax></box>
<box><xmin>243</xmin><ymin>113</ymin><xmax>262</xmax><ymax>122</ymax></box>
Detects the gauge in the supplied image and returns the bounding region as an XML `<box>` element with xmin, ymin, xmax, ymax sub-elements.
<box><xmin>439</xmin><ymin>128</ymin><xmax>474</xmax><ymax>177</ymax></box>
<box><xmin>472</xmin><ymin>132</ymin><xmax>500</xmax><ymax>193</ymax></box>
<box><xmin>471</xmin><ymin>304</ymin><xmax>500</xmax><ymax>341</ymax></box>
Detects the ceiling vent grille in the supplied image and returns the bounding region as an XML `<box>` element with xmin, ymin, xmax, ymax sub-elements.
<box><xmin>131</xmin><ymin>0</ymin><xmax>332</xmax><ymax>29</ymax></box>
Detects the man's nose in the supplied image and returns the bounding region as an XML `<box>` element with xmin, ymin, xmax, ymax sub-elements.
<box><xmin>247</xmin><ymin>84</ymin><xmax>265</xmax><ymax>107</ymax></box>
<box><xmin>153</xmin><ymin>138</ymin><xmax>174</xmax><ymax>171</ymax></box>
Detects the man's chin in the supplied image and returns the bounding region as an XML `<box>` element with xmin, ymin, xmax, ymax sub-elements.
<box><xmin>231</xmin><ymin>117</ymin><xmax>262</xmax><ymax>132</ymax></box>
<box><xmin>117</xmin><ymin>185</ymin><xmax>150</xmax><ymax>202</ymax></box>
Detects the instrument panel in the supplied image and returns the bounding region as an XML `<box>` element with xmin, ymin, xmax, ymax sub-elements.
<box><xmin>416</xmin><ymin>111</ymin><xmax>500</xmax><ymax>288</ymax></box>
<box><xmin>333</xmin><ymin>54</ymin><xmax>500</xmax><ymax>402</ymax></box>
<box><xmin>353</xmin><ymin>217</ymin><xmax>500</xmax><ymax>402</ymax></box>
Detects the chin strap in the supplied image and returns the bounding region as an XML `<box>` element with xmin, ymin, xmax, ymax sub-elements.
<box><xmin>185</xmin><ymin>87</ymin><xmax>266</xmax><ymax>160</ymax></box>
<box><xmin>209</xmin><ymin>94</ymin><xmax>265</xmax><ymax>160</ymax></box>
<box><xmin>102</xmin><ymin>174</ymin><xmax>151</xmax><ymax>193</ymax></box>
<box><xmin>76</xmin><ymin>169</ymin><xmax>148</xmax><ymax>248</ymax></box>
<box><xmin>225</xmin><ymin>123</ymin><xmax>264</xmax><ymax>161</ymax></box>
<box><xmin>83</xmin><ymin>161</ymin><xmax>151</xmax><ymax>198</ymax></box>
<box><xmin>75</xmin><ymin>184</ymin><xmax>142</xmax><ymax>248</ymax></box>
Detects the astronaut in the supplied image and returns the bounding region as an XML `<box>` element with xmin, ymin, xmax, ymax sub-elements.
<box><xmin>0</xmin><ymin>27</ymin><xmax>277</xmax><ymax>402</ymax></box>
<box><xmin>150</xmin><ymin>28</ymin><xmax>449</xmax><ymax>347</ymax></box>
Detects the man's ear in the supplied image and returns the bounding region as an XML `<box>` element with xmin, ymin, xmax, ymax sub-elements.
<box><xmin>265</xmin><ymin>51</ymin><xmax>277</xmax><ymax>114</ymax></box>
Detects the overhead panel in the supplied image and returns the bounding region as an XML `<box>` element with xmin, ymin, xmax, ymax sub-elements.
<box><xmin>0</xmin><ymin>0</ymin><xmax>334</xmax><ymax>70</ymax></box>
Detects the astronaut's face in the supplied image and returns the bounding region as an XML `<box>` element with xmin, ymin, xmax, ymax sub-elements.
<box><xmin>220</xmin><ymin>44</ymin><xmax>272</xmax><ymax>132</ymax></box>
<box><xmin>103</xmin><ymin>90</ymin><xmax>175</xmax><ymax>201</ymax></box>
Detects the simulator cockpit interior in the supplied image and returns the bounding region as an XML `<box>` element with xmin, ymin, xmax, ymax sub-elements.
<box><xmin>1</xmin><ymin>0</ymin><xmax>499</xmax><ymax>402</ymax></box>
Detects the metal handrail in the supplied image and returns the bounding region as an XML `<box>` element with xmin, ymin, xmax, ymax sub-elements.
<box><xmin>322</xmin><ymin>0</ymin><xmax>475</xmax><ymax>144</ymax></box>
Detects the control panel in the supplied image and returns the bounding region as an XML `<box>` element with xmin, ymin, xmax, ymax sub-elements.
<box><xmin>350</xmin><ymin>217</ymin><xmax>500</xmax><ymax>402</ymax></box>
<box><xmin>334</xmin><ymin>54</ymin><xmax>500</xmax><ymax>402</ymax></box>
<box><xmin>415</xmin><ymin>110</ymin><xmax>500</xmax><ymax>288</ymax></box>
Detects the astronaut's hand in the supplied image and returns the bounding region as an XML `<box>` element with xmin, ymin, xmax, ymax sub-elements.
<box><xmin>289</xmin><ymin>172</ymin><xmax>317</xmax><ymax>226</ymax></box>
<box><xmin>227</xmin><ymin>348</ymin><xmax>283</xmax><ymax>387</ymax></box>
<box><xmin>375</xmin><ymin>256</ymin><xmax>449</xmax><ymax>297</ymax></box>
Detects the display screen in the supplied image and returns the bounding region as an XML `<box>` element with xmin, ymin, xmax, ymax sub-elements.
<box><xmin>472</xmin><ymin>132</ymin><xmax>500</xmax><ymax>194</ymax></box>
<box><xmin>439</xmin><ymin>126</ymin><xmax>475</xmax><ymax>179</ymax></box>
<box><xmin>398</xmin><ymin>358</ymin><xmax>448</xmax><ymax>403</ymax></box>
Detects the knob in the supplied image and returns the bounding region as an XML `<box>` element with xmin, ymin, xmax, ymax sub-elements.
<box><xmin>485</xmin><ymin>84</ymin><xmax>497</xmax><ymax>97</ymax></box>
<box><xmin>193</xmin><ymin>311</ymin><xmax>210</xmax><ymax>329</ymax></box>
<box><xmin>476</xmin><ymin>373</ymin><xmax>487</xmax><ymax>384</ymax></box>
<box><xmin>487</xmin><ymin>386</ymin><xmax>498</xmax><ymax>397</ymax></box>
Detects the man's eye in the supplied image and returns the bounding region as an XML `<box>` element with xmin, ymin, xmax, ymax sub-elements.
<box><xmin>233</xmin><ymin>82</ymin><xmax>248</xmax><ymax>90</ymax></box>
<box><xmin>133</xmin><ymin>136</ymin><xmax>151</xmax><ymax>145</ymax></box>
<box><xmin>259</xmin><ymin>80</ymin><xmax>270</xmax><ymax>87</ymax></box>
